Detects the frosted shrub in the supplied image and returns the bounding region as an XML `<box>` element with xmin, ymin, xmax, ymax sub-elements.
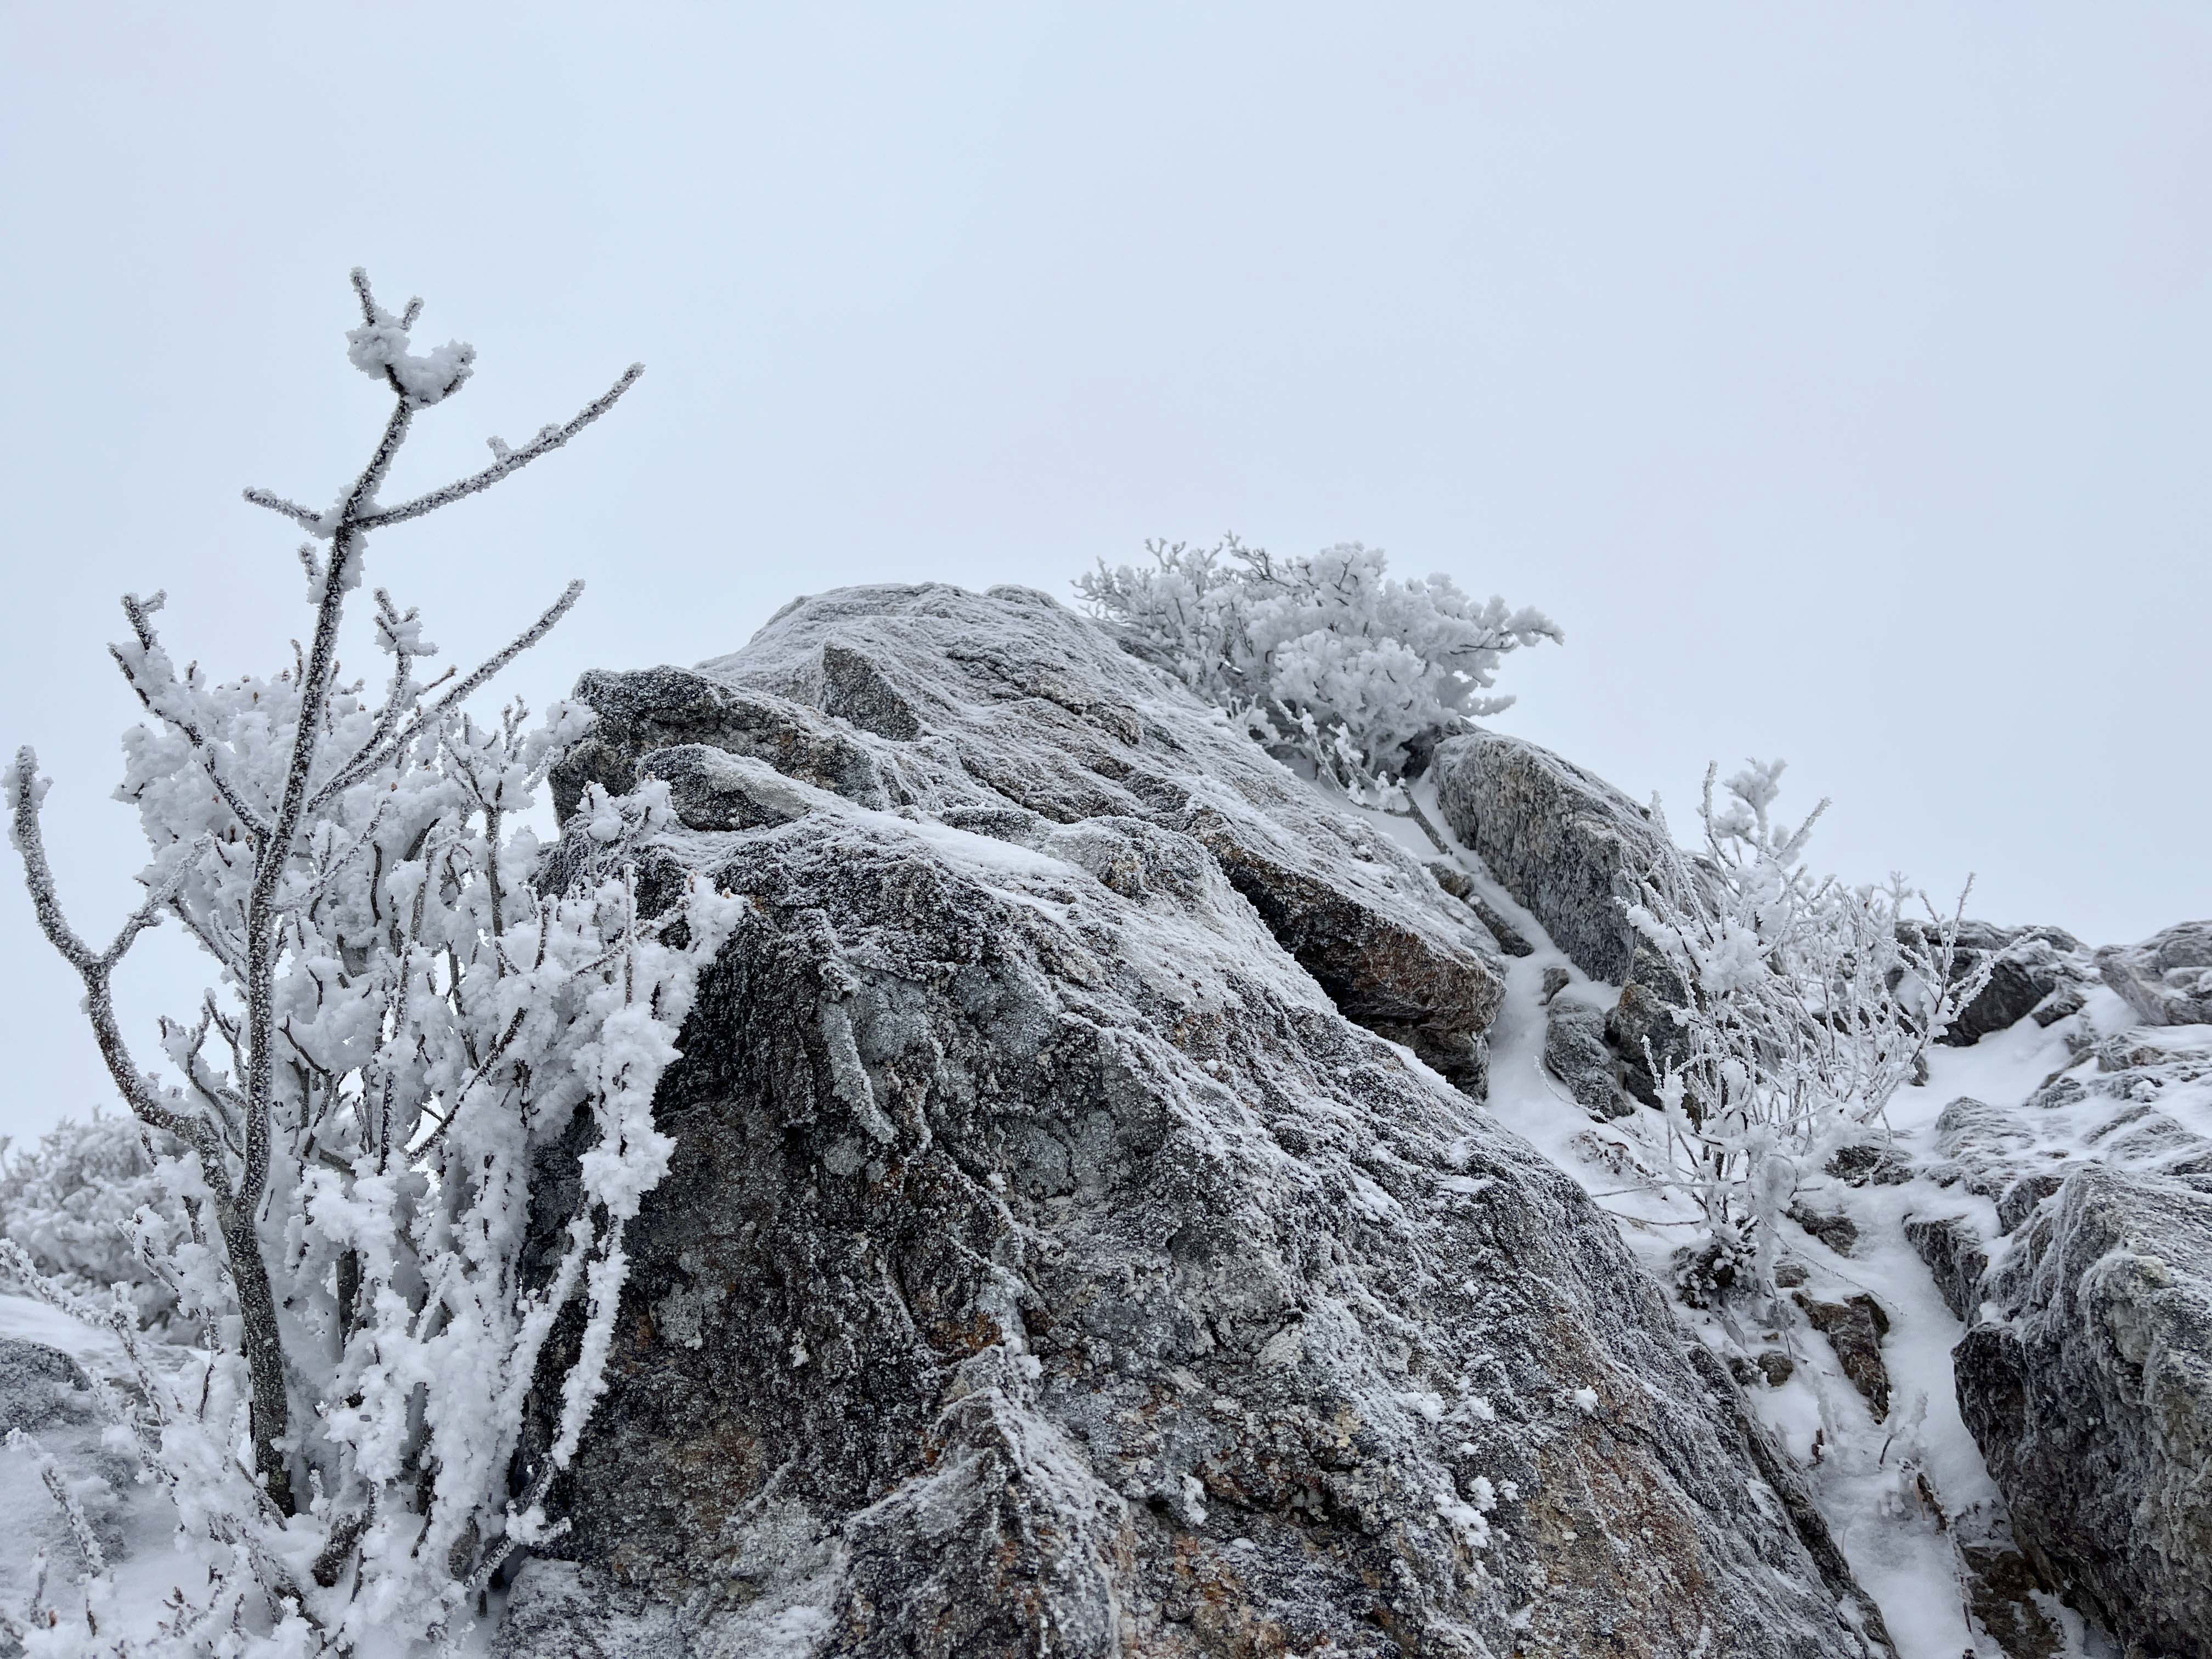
<box><xmin>1077</xmin><ymin>537</ymin><xmax>1560</xmax><ymax>811</ymax></box>
<box><xmin>0</xmin><ymin>1108</ymin><xmax>187</xmax><ymax>1334</ymax></box>
<box><xmin>2</xmin><ymin>272</ymin><xmax>741</xmax><ymax>1655</ymax></box>
<box><xmin>1623</xmin><ymin>761</ymin><xmax>1988</xmax><ymax>1298</ymax></box>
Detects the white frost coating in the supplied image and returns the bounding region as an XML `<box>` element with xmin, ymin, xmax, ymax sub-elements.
<box><xmin>1621</xmin><ymin>759</ymin><xmax>1991</xmax><ymax>1298</ymax></box>
<box><xmin>1406</xmin><ymin>782</ymin><xmax>2156</xmax><ymax>1657</ymax></box>
<box><xmin>0</xmin><ymin>272</ymin><xmax>681</xmax><ymax>1655</ymax></box>
<box><xmin>1078</xmin><ymin>536</ymin><xmax>1560</xmax><ymax>808</ymax></box>
<box><xmin>894</xmin><ymin>814</ymin><xmax>1083</xmax><ymax>878</ymax></box>
<box><xmin>345</xmin><ymin>318</ymin><xmax>477</xmax><ymax>407</ymax></box>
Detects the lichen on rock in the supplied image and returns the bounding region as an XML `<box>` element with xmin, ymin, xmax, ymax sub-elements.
<box><xmin>503</xmin><ymin>584</ymin><xmax>1888</xmax><ymax>1658</ymax></box>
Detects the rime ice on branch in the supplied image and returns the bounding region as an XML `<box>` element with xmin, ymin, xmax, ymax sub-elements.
<box><xmin>1621</xmin><ymin>759</ymin><xmax>1991</xmax><ymax>1299</ymax></box>
<box><xmin>4</xmin><ymin>271</ymin><xmax>738</xmax><ymax>1654</ymax></box>
<box><xmin>1079</xmin><ymin>536</ymin><xmax>1560</xmax><ymax>831</ymax></box>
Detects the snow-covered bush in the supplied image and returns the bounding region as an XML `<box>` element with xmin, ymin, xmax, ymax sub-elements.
<box><xmin>0</xmin><ymin>1108</ymin><xmax>187</xmax><ymax>1334</ymax></box>
<box><xmin>2</xmin><ymin>271</ymin><xmax>741</xmax><ymax>1655</ymax></box>
<box><xmin>1077</xmin><ymin>537</ymin><xmax>1561</xmax><ymax>809</ymax></box>
<box><xmin>1623</xmin><ymin>760</ymin><xmax>1988</xmax><ymax>1299</ymax></box>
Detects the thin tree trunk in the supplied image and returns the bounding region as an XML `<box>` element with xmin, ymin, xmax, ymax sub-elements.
<box><xmin>217</xmin><ymin>1194</ymin><xmax>295</xmax><ymax>1515</ymax></box>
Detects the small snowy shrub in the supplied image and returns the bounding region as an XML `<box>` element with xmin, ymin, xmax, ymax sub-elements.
<box><xmin>1623</xmin><ymin>760</ymin><xmax>1989</xmax><ymax>1297</ymax></box>
<box><xmin>0</xmin><ymin>1108</ymin><xmax>187</xmax><ymax>1334</ymax></box>
<box><xmin>3</xmin><ymin>272</ymin><xmax>741</xmax><ymax>1655</ymax></box>
<box><xmin>1077</xmin><ymin>537</ymin><xmax>1560</xmax><ymax>809</ymax></box>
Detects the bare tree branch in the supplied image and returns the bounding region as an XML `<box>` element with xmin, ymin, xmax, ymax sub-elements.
<box><xmin>240</xmin><ymin>489</ymin><xmax>324</xmax><ymax>531</ymax></box>
<box><xmin>7</xmin><ymin>748</ymin><xmax>229</xmax><ymax>1177</ymax></box>
<box><xmin>360</xmin><ymin>364</ymin><xmax>643</xmax><ymax>530</ymax></box>
<box><xmin>308</xmin><ymin>582</ymin><xmax>583</xmax><ymax>812</ymax></box>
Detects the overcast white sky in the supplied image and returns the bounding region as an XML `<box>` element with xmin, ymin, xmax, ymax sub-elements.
<box><xmin>3</xmin><ymin>4</ymin><xmax>2208</xmax><ymax>1142</ymax></box>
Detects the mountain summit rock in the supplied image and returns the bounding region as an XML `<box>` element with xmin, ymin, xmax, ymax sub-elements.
<box><xmin>505</xmin><ymin>584</ymin><xmax>1886</xmax><ymax>1658</ymax></box>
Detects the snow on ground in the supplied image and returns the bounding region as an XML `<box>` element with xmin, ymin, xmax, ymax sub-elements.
<box><xmin>1389</xmin><ymin>785</ymin><xmax>2125</xmax><ymax>1659</ymax></box>
<box><xmin>0</xmin><ymin>1294</ymin><xmax>188</xmax><ymax>1651</ymax></box>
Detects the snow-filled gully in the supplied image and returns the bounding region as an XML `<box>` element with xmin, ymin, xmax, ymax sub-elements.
<box><xmin>1383</xmin><ymin>789</ymin><xmax>2108</xmax><ymax>1659</ymax></box>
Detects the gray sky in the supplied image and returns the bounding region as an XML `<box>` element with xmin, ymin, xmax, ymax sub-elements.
<box><xmin>3</xmin><ymin>3</ymin><xmax>2208</xmax><ymax>1142</ymax></box>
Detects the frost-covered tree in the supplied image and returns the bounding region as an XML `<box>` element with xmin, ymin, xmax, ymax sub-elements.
<box><xmin>2</xmin><ymin>271</ymin><xmax>740</xmax><ymax>1655</ymax></box>
<box><xmin>1622</xmin><ymin>760</ymin><xmax>1989</xmax><ymax>1299</ymax></box>
<box><xmin>0</xmin><ymin>1108</ymin><xmax>188</xmax><ymax>1335</ymax></box>
<box><xmin>1077</xmin><ymin>537</ymin><xmax>1561</xmax><ymax>814</ymax></box>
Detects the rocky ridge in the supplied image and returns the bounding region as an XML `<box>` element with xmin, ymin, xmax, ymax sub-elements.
<box><xmin>504</xmin><ymin>584</ymin><xmax>1889</xmax><ymax>1657</ymax></box>
<box><xmin>5</xmin><ymin>582</ymin><xmax>2199</xmax><ymax>1657</ymax></box>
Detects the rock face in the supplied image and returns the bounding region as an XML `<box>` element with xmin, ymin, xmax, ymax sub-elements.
<box><xmin>1794</xmin><ymin>1297</ymin><xmax>1890</xmax><ymax>1420</ymax></box>
<box><xmin>555</xmin><ymin>585</ymin><xmax>1503</xmax><ymax>1088</ymax></box>
<box><xmin>1954</xmin><ymin>1165</ymin><xmax>2212</xmax><ymax>1659</ymax></box>
<box><xmin>1427</xmin><ymin>731</ymin><xmax>1690</xmax><ymax>1105</ymax></box>
<box><xmin>1428</xmin><ymin>731</ymin><xmax>1657</xmax><ymax>988</ymax></box>
<box><xmin>2097</xmin><ymin>919</ymin><xmax>2212</xmax><ymax>1028</ymax></box>
<box><xmin>1902</xmin><ymin>1216</ymin><xmax>1988</xmax><ymax>1324</ymax></box>
<box><xmin>510</xmin><ymin>586</ymin><xmax>1888</xmax><ymax>1658</ymax></box>
<box><xmin>1918</xmin><ymin>921</ymin><xmax>2095</xmax><ymax>1048</ymax></box>
<box><xmin>1541</xmin><ymin>999</ymin><xmax>1632</xmax><ymax>1121</ymax></box>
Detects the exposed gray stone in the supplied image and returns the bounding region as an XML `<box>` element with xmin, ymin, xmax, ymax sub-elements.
<box><xmin>493</xmin><ymin>1560</ymin><xmax>680</xmax><ymax>1659</ymax></box>
<box><xmin>0</xmin><ymin>1336</ymin><xmax>98</xmax><ymax>1435</ymax></box>
<box><xmin>1427</xmin><ymin>727</ymin><xmax>1702</xmax><ymax>1108</ymax></box>
<box><xmin>2029</xmin><ymin>985</ymin><xmax>2085</xmax><ymax>1028</ymax></box>
<box><xmin>1429</xmin><ymin>729</ymin><xmax>1660</xmax><ymax>986</ymax></box>
<box><xmin>2023</xmin><ymin>1073</ymin><xmax>2088</xmax><ymax>1113</ymax></box>
<box><xmin>1954</xmin><ymin>1165</ymin><xmax>2212</xmax><ymax>1658</ymax></box>
<box><xmin>639</xmin><ymin>744</ymin><xmax>817</xmax><ymax>832</ymax></box>
<box><xmin>1797</xmin><ymin>1296</ymin><xmax>1892</xmax><ymax>1420</ymax></box>
<box><xmin>1606</xmin><ymin>936</ymin><xmax>1694</xmax><ymax>1110</ymax></box>
<box><xmin>1994</xmin><ymin>1172</ymin><xmax>2064</xmax><ymax>1237</ymax></box>
<box><xmin>1927</xmin><ymin>1097</ymin><xmax>2036</xmax><ymax>1198</ymax></box>
<box><xmin>1956</xmin><ymin>1539</ymin><xmax>2062</xmax><ymax>1659</ymax></box>
<box><xmin>1904</xmin><ymin>1215</ymin><xmax>1990</xmax><ymax>1324</ymax></box>
<box><xmin>1825</xmin><ymin>1142</ymin><xmax>1912</xmax><ymax>1188</ymax></box>
<box><xmin>2096</xmin><ymin>919</ymin><xmax>2212</xmax><ymax>1028</ymax></box>
<box><xmin>552</xmin><ymin>585</ymin><xmax>1505</xmax><ymax>1087</ymax></box>
<box><xmin>0</xmin><ymin>1339</ymin><xmax>133</xmax><ymax>1595</ymax></box>
<box><xmin>1543</xmin><ymin>999</ymin><xmax>1631</xmax><ymax>1121</ymax></box>
<box><xmin>1425</xmin><ymin>862</ymin><xmax>1535</xmax><ymax>957</ymax></box>
<box><xmin>1903</xmin><ymin>921</ymin><xmax>2095</xmax><ymax>1049</ymax></box>
<box><xmin>509</xmin><ymin>587</ymin><xmax>1890</xmax><ymax>1659</ymax></box>
<box><xmin>1787</xmin><ymin>1203</ymin><xmax>1859</xmax><ymax>1257</ymax></box>
<box><xmin>820</xmin><ymin>639</ymin><xmax>923</xmax><ymax>741</ymax></box>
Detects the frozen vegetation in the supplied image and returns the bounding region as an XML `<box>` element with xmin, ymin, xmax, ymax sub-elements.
<box><xmin>2</xmin><ymin>283</ymin><xmax>2207</xmax><ymax>1658</ymax></box>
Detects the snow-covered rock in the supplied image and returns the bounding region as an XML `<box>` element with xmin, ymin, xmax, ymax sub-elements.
<box><xmin>1955</xmin><ymin>1163</ymin><xmax>2212</xmax><ymax>1659</ymax></box>
<box><xmin>0</xmin><ymin>1327</ymin><xmax>140</xmax><ymax>1627</ymax></box>
<box><xmin>554</xmin><ymin>584</ymin><xmax>1504</xmax><ymax>1087</ymax></box>
<box><xmin>508</xmin><ymin>585</ymin><xmax>1889</xmax><ymax>1658</ymax></box>
<box><xmin>1427</xmin><ymin>729</ymin><xmax>1693</xmax><ymax>1107</ymax></box>
<box><xmin>2096</xmin><ymin>919</ymin><xmax>2212</xmax><ymax>1028</ymax></box>
<box><xmin>1428</xmin><ymin>729</ymin><xmax>1657</xmax><ymax>987</ymax></box>
<box><xmin>1541</xmin><ymin>998</ymin><xmax>1631</xmax><ymax>1121</ymax></box>
<box><xmin>1915</xmin><ymin>921</ymin><xmax>2095</xmax><ymax>1049</ymax></box>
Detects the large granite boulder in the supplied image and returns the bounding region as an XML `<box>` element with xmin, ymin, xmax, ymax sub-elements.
<box><xmin>1428</xmin><ymin>730</ymin><xmax>1658</xmax><ymax>987</ymax></box>
<box><xmin>1907</xmin><ymin>921</ymin><xmax>2095</xmax><ymax>1047</ymax></box>
<box><xmin>554</xmin><ymin>584</ymin><xmax>1503</xmax><ymax>1088</ymax></box>
<box><xmin>1954</xmin><ymin>1164</ymin><xmax>2212</xmax><ymax>1658</ymax></box>
<box><xmin>2097</xmin><ymin>920</ymin><xmax>2212</xmax><ymax>1028</ymax></box>
<box><xmin>1542</xmin><ymin>998</ymin><xmax>1632</xmax><ymax>1121</ymax></box>
<box><xmin>506</xmin><ymin>587</ymin><xmax>1890</xmax><ymax>1658</ymax></box>
<box><xmin>1428</xmin><ymin>731</ymin><xmax>1694</xmax><ymax>1107</ymax></box>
